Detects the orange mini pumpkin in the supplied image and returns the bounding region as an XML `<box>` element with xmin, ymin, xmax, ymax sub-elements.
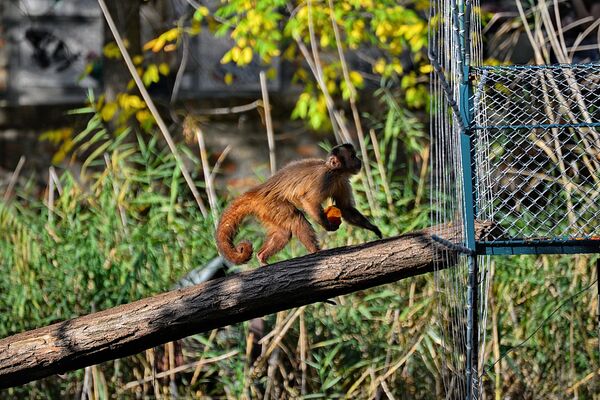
<box><xmin>324</xmin><ymin>205</ymin><xmax>342</xmax><ymax>228</ymax></box>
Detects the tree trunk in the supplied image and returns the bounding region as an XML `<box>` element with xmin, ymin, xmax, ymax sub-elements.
<box><xmin>0</xmin><ymin>221</ymin><xmax>491</xmax><ymax>388</ymax></box>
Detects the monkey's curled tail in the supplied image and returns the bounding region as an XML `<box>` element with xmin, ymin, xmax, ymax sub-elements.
<box><xmin>216</xmin><ymin>194</ymin><xmax>254</xmax><ymax>264</ymax></box>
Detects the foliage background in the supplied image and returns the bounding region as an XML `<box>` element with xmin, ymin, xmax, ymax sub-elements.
<box><xmin>1</xmin><ymin>0</ymin><xmax>599</xmax><ymax>398</ymax></box>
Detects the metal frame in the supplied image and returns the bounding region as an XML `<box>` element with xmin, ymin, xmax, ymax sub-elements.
<box><xmin>461</xmin><ymin>45</ymin><xmax>600</xmax><ymax>400</ymax></box>
<box><xmin>478</xmin><ymin>240</ymin><xmax>600</xmax><ymax>255</ymax></box>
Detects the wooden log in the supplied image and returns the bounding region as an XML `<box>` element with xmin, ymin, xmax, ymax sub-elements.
<box><xmin>0</xmin><ymin>221</ymin><xmax>491</xmax><ymax>388</ymax></box>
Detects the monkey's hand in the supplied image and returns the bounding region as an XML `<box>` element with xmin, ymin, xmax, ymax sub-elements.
<box><xmin>324</xmin><ymin>220</ymin><xmax>341</xmax><ymax>231</ymax></box>
<box><xmin>339</xmin><ymin>206</ymin><xmax>382</xmax><ymax>239</ymax></box>
<box><xmin>371</xmin><ymin>225</ymin><xmax>383</xmax><ymax>239</ymax></box>
<box><xmin>305</xmin><ymin>203</ymin><xmax>340</xmax><ymax>232</ymax></box>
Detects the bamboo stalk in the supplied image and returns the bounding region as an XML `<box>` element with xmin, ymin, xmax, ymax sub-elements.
<box><xmin>327</xmin><ymin>0</ymin><xmax>377</xmax><ymax>215</ymax></box>
<box><xmin>259</xmin><ymin>71</ymin><xmax>277</xmax><ymax>175</ymax></box>
<box><xmin>2</xmin><ymin>156</ymin><xmax>25</xmax><ymax>201</ymax></box>
<box><xmin>97</xmin><ymin>0</ymin><xmax>208</xmax><ymax>217</ymax></box>
<box><xmin>194</xmin><ymin>124</ymin><xmax>219</xmax><ymax>228</ymax></box>
<box><xmin>369</xmin><ymin>129</ymin><xmax>394</xmax><ymax>210</ymax></box>
<box><xmin>47</xmin><ymin>168</ymin><xmax>54</xmax><ymax>225</ymax></box>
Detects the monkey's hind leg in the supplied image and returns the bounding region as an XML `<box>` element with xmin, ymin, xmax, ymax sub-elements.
<box><xmin>291</xmin><ymin>211</ymin><xmax>320</xmax><ymax>254</ymax></box>
<box><xmin>257</xmin><ymin>227</ymin><xmax>292</xmax><ymax>266</ymax></box>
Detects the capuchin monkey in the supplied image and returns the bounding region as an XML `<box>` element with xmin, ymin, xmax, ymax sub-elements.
<box><xmin>216</xmin><ymin>143</ymin><xmax>382</xmax><ymax>265</ymax></box>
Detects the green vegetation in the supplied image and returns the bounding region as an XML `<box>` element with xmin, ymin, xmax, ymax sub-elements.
<box><xmin>1</xmin><ymin>0</ymin><xmax>599</xmax><ymax>398</ymax></box>
<box><xmin>2</xmin><ymin>90</ymin><xmax>598</xmax><ymax>399</ymax></box>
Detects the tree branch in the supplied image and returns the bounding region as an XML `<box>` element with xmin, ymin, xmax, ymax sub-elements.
<box><xmin>0</xmin><ymin>221</ymin><xmax>491</xmax><ymax>388</ymax></box>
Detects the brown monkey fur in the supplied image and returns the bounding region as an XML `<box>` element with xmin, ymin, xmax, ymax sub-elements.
<box><xmin>216</xmin><ymin>143</ymin><xmax>382</xmax><ymax>265</ymax></box>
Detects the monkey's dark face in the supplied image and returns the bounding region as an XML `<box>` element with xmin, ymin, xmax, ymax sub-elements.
<box><xmin>328</xmin><ymin>144</ymin><xmax>362</xmax><ymax>174</ymax></box>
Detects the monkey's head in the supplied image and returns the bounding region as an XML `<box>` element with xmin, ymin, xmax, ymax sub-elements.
<box><xmin>326</xmin><ymin>143</ymin><xmax>362</xmax><ymax>175</ymax></box>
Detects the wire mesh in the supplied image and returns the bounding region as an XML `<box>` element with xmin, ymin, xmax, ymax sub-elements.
<box><xmin>429</xmin><ymin>0</ymin><xmax>492</xmax><ymax>398</ymax></box>
<box><xmin>471</xmin><ymin>64</ymin><xmax>600</xmax><ymax>242</ymax></box>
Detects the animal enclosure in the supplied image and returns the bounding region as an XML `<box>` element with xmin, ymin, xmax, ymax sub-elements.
<box><xmin>429</xmin><ymin>0</ymin><xmax>600</xmax><ymax>398</ymax></box>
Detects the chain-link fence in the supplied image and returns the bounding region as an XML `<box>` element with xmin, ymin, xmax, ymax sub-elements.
<box><xmin>471</xmin><ymin>64</ymin><xmax>600</xmax><ymax>242</ymax></box>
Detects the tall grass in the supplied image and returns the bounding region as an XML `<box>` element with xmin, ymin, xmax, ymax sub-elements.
<box><xmin>1</xmin><ymin>92</ymin><xmax>598</xmax><ymax>398</ymax></box>
<box><xmin>0</xmin><ymin>107</ymin><xmax>217</xmax><ymax>338</ymax></box>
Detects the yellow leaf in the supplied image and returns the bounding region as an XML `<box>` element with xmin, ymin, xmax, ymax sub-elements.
<box><xmin>266</xmin><ymin>67</ymin><xmax>277</xmax><ymax>80</ymax></box>
<box><xmin>143</xmin><ymin>39</ymin><xmax>158</xmax><ymax>52</ymax></box>
<box><xmin>51</xmin><ymin>150</ymin><xmax>66</xmax><ymax>165</ymax></box>
<box><xmin>133</xmin><ymin>55</ymin><xmax>144</xmax><ymax>65</ymax></box>
<box><xmin>162</xmin><ymin>28</ymin><xmax>180</xmax><ymax>42</ymax></box>
<box><xmin>326</xmin><ymin>80</ymin><xmax>336</xmax><ymax>94</ymax></box>
<box><xmin>164</xmin><ymin>43</ymin><xmax>177</xmax><ymax>52</ymax></box>
<box><xmin>240</xmin><ymin>47</ymin><xmax>253</xmax><ymax>65</ymax></box>
<box><xmin>393</xmin><ymin>63</ymin><xmax>404</xmax><ymax>74</ymax></box>
<box><xmin>283</xmin><ymin>46</ymin><xmax>296</xmax><ymax>60</ymax></box>
<box><xmin>82</xmin><ymin>63</ymin><xmax>93</xmax><ymax>76</ymax></box>
<box><xmin>189</xmin><ymin>22</ymin><xmax>201</xmax><ymax>35</ymax></box>
<box><xmin>374</xmin><ymin>58</ymin><xmax>386</xmax><ymax>74</ymax></box>
<box><xmin>39</xmin><ymin>128</ymin><xmax>73</xmax><ymax>144</ymax></box>
<box><xmin>349</xmin><ymin>71</ymin><xmax>364</xmax><ymax>87</ymax></box>
<box><xmin>231</xmin><ymin>46</ymin><xmax>241</xmax><ymax>62</ymax></box>
<box><xmin>123</xmin><ymin>94</ymin><xmax>146</xmax><ymax>110</ymax></box>
<box><xmin>419</xmin><ymin>64</ymin><xmax>433</xmax><ymax>74</ymax></box>
<box><xmin>224</xmin><ymin>73</ymin><xmax>234</xmax><ymax>85</ymax></box>
<box><xmin>103</xmin><ymin>42</ymin><xmax>121</xmax><ymax>59</ymax></box>
<box><xmin>193</xmin><ymin>6</ymin><xmax>209</xmax><ymax>21</ymax></box>
<box><xmin>159</xmin><ymin>63</ymin><xmax>170</xmax><ymax>76</ymax></box>
<box><xmin>62</xmin><ymin>138</ymin><xmax>75</xmax><ymax>154</ymax></box>
<box><xmin>101</xmin><ymin>102</ymin><xmax>118</xmax><ymax>121</ymax></box>
<box><xmin>220</xmin><ymin>50</ymin><xmax>232</xmax><ymax>64</ymax></box>
<box><xmin>136</xmin><ymin>109</ymin><xmax>154</xmax><ymax>124</ymax></box>
<box><xmin>143</xmin><ymin>64</ymin><xmax>160</xmax><ymax>86</ymax></box>
<box><xmin>152</xmin><ymin>37</ymin><xmax>166</xmax><ymax>53</ymax></box>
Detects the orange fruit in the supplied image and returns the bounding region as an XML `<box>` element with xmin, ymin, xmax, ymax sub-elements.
<box><xmin>324</xmin><ymin>205</ymin><xmax>342</xmax><ymax>227</ymax></box>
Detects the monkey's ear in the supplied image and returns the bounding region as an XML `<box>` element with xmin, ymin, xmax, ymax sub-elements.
<box><xmin>326</xmin><ymin>154</ymin><xmax>342</xmax><ymax>169</ymax></box>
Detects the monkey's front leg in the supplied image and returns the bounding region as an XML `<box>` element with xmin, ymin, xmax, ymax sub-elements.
<box><xmin>291</xmin><ymin>211</ymin><xmax>320</xmax><ymax>254</ymax></box>
<box><xmin>340</xmin><ymin>206</ymin><xmax>382</xmax><ymax>238</ymax></box>
<box><xmin>302</xmin><ymin>202</ymin><xmax>337</xmax><ymax>232</ymax></box>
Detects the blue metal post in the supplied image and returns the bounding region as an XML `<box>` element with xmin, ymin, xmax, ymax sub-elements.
<box><xmin>460</xmin><ymin>92</ymin><xmax>478</xmax><ymax>400</ymax></box>
<box><xmin>458</xmin><ymin>1</ymin><xmax>478</xmax><ymax>398</ymax></box>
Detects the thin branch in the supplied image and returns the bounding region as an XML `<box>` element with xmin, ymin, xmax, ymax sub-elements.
<box><xmin>209</xmin><ymin>145</ymin><xmax>232</xmax><ymax>182</ymax></box>
<box><xmin>120</xmin><ymin>350</ymin><xmax>239</xmax><ymax>391</ymax></box>
<box><xmin>192</xmin><ymin>100</ymin><xmax>262</xmax><ymax>116</ymax></box>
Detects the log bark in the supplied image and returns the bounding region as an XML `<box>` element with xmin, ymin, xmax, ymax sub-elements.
<box><xmin>0</xmin><ymin>221</ymin><xmax>491</xmax><ymax>388</ymax></box>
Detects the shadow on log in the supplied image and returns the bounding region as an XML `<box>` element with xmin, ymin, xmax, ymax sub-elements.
<box><xmin>0</xmin><ymin>221</ymin><xmax>492</xmax><ymax>388</ymax></box>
